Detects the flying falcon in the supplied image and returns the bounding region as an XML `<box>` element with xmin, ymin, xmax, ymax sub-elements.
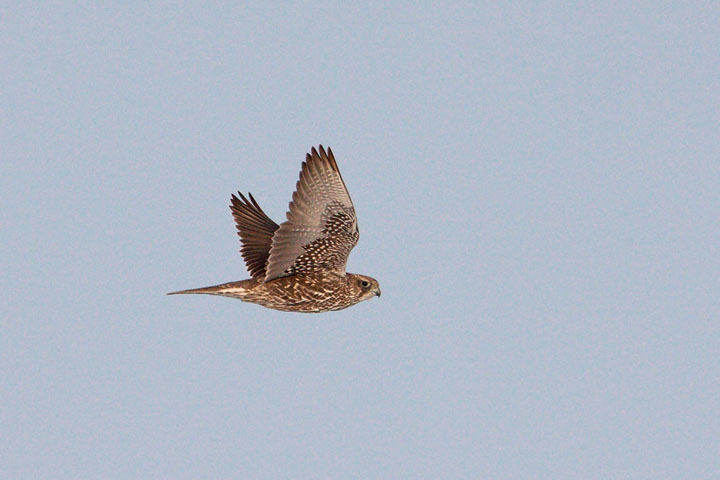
<box><xmin>168</xmin><ymin>145</ymin><xmax>381</xmax><ymax>312</ymax></box>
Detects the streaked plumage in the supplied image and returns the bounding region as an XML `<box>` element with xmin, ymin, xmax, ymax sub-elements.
<box><xmin>168</xmin><ymin>145</ymin><xmax>380</xmax><ymax>312</ymax></box>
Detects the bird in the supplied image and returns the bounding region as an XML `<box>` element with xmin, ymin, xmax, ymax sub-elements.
<box><xmin>168</xmin><ymin>145</ymin><xmax>381</xmax><ymax>313</ymax></box>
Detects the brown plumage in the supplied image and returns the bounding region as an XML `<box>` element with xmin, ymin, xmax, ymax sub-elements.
<box><xmin>168</xmin><ymin>145</ymin><xmax>380</xmax><ymax>312</ymax></box>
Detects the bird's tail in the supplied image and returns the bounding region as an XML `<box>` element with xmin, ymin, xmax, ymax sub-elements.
<box><xmin>167</xmin><ymin>280</ymin><xmax>255</xmax><ymax>298</ymax></box>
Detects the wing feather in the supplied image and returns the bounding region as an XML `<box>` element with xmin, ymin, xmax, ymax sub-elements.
<box><xmin>230</xmin><ymin>192</ymin><xmax>279</xmax><ymax>281</ymax></box>
<box><xmin>264</xmin><ymin>146</ymin><xmax>359</xmax><ymax>282</ymax></box>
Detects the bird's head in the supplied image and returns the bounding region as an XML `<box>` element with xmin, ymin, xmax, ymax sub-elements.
<box><xmin>348</xmin><ymin>274</ymin><xmax>381</xmax><ymax>302</ymax></box>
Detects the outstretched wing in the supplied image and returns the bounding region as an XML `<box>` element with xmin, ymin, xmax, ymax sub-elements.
<box><xmin>230</xmin><ymin>192</ymin><xmax>279</xmax><ymax>281</ymax></box>
<box><xmin>264</xmin><ymin>145</ymin><xmax>359</xmax><ymax>282</ymax></box>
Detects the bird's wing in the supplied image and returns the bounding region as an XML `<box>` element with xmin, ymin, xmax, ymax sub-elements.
<box><xmin>264</xmin><ymin>145</ymin><xmax>359</xmax><ymax>282</ymax></box>
<box><xmin>230</xmin><ymin>192</ymin><xmax>280</xmax><ymax>281</ymax></box>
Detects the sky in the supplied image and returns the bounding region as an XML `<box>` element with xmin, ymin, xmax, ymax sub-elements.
<box><xmin>2</xmin><ymin>1</ymin><xmax>719</xmax><ymax>478</ymax></box>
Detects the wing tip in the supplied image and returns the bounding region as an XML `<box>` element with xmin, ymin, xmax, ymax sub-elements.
<box><xmin>305</xmin><ymin>144</ymin><xmax>339</xmax><ymax>172</ymax></box>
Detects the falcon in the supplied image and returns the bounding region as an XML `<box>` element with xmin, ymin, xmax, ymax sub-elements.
<box><xmin>168</xmin><ymin>145</ymin><xmax>381</xmax><ymax>312</ymax></box>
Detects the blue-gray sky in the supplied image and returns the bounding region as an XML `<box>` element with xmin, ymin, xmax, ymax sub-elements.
<box><xmin>2</xmin><ymin>2</ymin><xmax>719</xmax><ymax>478</ymax></box>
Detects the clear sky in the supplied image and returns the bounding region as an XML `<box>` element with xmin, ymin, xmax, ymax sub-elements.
<box><xmin>2</xmin><ymin>2</ymin><xmax>719</xmax><ymax>478</ymax></box>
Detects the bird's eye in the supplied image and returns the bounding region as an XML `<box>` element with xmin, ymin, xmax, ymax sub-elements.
<box><xmin>361</xmin><ymin>280</ymin><xmax>370</xmax><ymax>288</ymax></box>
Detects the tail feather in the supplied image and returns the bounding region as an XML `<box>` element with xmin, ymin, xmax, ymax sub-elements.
<box><xmin>167</xmin><ymin>286</ymin><xmax>222</xmax><ymax>295</ymax></box>
<box><xmin>167</xmin><ymin>280</ymin><xmax>253</xmax><ymax>297</ymax></box>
